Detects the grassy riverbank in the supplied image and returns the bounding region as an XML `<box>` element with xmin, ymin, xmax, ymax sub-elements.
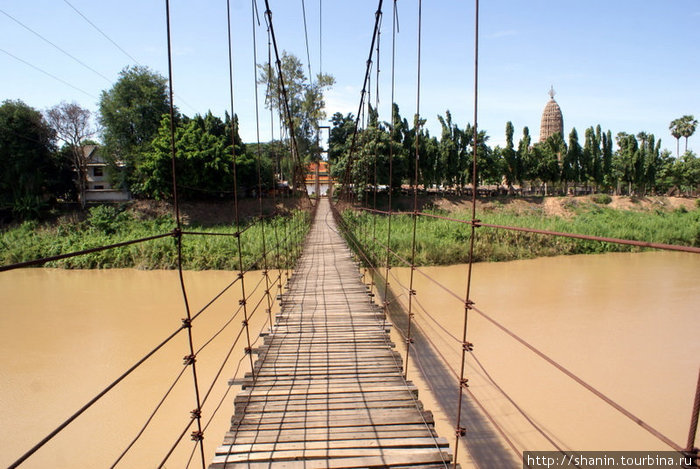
<box><xmin>0</xmin><ymin>204</ymin><xmax>310</xmax><ymax>270</ymax></box>
<box><xmin>341</xmin><ymin>195</ymin><xmax>700</xmax><ymax>266</ymax></box>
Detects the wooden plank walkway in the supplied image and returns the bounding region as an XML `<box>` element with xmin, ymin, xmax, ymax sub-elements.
<box><xmin>210</xmin><ymin>198</ymin><xmax>453</xmax><ymax>468</ymax></box>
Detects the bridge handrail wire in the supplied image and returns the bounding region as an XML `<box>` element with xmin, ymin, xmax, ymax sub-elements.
<box><xmin>6</xmin><ymin>216</ymin><xmax>304</xmax><ymax>468</ymax></box>
<box><xmin>336</xmin><ymin>199</ymin><xmax>529</xmax><ymax>466</ymax></box>
<box><xmin>341</xmin><ymin>206</ymin><xmax>688</xmax><ymax>454</ymax></box>
<box><xmin>328</xmin><ymin>201</ymin><xmax>451</xmax><ymax>469</ymax></box>
<box><xmin>0</xmin><ymin>231</ymin><xmax>176</xmax><ymax>272</ymax></box>
<box><xmin>385</xmin><ymin>265</ymin><xmax>578</xmax><ymax>460</ymax></box>
<box><xmin>356</xmin><ymin>206</ymin><xmax>700</xmax><ymax>255</ymax></box>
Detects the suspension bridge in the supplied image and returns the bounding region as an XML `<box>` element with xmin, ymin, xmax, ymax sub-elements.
<box><xmin>2</xmin><ymin>0</ymin><xmax>699</xmax><ymax>467</ymax></box>
<box><xmin>209</xmin><ymin>197</ymin><xmax>453</xmax><ymax>467</ymax></box>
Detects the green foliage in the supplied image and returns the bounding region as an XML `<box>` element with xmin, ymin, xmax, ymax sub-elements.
<box><xmin>0</xmin><ymin>100</ymin><xmax>69</xmax><ymax>220</ymax></box>
<box><xmin>258</xmin><ymin>51</ymin><xmax>334</xmax><ymax>186</ymax></box>
<box><xmin>98</xmin><ymin>66</ymin><xmax>170</xmax><ymax>191</ymax></box>
<box><xmin>87</xmin><ymin>205</ymin><xmax>132</xmax><ymax>234</ymax></box>
<box><xmin>135</xmin><ymin>112</ymin><xmax>267</xmax><ymax>200</ymax></box>
<box><xmin>0</xmin><ymin>209</ymin><xmax>310</xmax><ymax>270</ymax></box>
<box><xmin>341</xmin><ymin>203</ymin><xmax>700</xmax><ymax>267</ymax></box>
<box><xmin>591</xmin><ymin>193</ymin><xmax>612</xmax><ymax>205</ymax></box>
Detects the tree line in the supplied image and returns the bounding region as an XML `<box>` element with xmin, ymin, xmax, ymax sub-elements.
<box><xmin>1</xmin><ymin>54</ymin><xmax>334</xmax><ymax>221</ymax></box>
<box><xmin>1</xmin><ymin>55</ymin><xmax>698</xmax><ymax>222</ymax></box>
<box><xmin>328</xmin><ymin>105</ymin><xmax>699</xmax><ymax>199</ymax></box>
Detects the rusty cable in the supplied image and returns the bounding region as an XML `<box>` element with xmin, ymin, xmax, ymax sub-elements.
<box><xmin>403</xmin><ymin>0</ymin><xmax>422</xmax><ymax>379</ymax></box>
<box><xmin>165</xmin><ymin>2</ymin><xmax>206</xmax><ymax>465</ymax></box>
<box><xmin>338</xmin><ymin>0</ymin><xmax>383</xmax><ymax>201</ymax></box>
<box><xmin>262</xmin><ymin>0</ymin><xmax>310</xmax><ymax>198</ymax></box>
<box><xmin>0</xmin><ymin>232</ymin><xmax>175</xmax><ymax>272</ymax></box>
<box><xmin>250</xmin><ymin>0</ymin><xmax>275</xmax><ymax>335</ymax></box>
<box><xmin>686</xmin><ymin>369</ymin><xmax>700</xmax><ymax>455</ymax></box>
<box><xmin>471</xmin><ymin>304</ymin><xmax>684</xmax><ymax>452</ymax></box>
<box><xmin>226</xmin><ymin>0</ymin><xmax>256</xmax><ymax>387</ymax></box>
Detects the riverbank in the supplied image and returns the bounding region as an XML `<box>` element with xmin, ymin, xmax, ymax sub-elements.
<box><xmin>341</xmin><ymin>195</ymin><xmax>700</xmax><ymax>266</ymax></box>
<box><xmin>1</xmin><ymin>195</ymin><xmax>697</xmax><ymax>269</ymax></box>
<box><xmin>0</xmin><ymin>200</ymin><xmax>310</xmax><ymax>270</ymax></box>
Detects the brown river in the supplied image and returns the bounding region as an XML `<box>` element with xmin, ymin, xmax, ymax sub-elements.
<box><xmin>1</xmin><ymin>252</ymin><xmax>698</xmax><ymax>468</ymax></box>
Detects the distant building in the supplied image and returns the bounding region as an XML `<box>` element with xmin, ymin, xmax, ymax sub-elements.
<box><xmin>539</xmin><ymin>86</ymin><xmax>564</xmax><ymax>142</ymax></box>
<box><xmin>304</xmin><ymin>161</ymin><xmax>332</xmax><ymax>196</ymax></box>
<box><xmin>83</xmin><ymin>145</ymin><xmax>130</xmax><ymax>202</ymax></box>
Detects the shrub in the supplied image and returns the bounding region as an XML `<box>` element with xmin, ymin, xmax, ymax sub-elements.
<box><xmin>591</xmin><ymin>193</ymin><xmax>612</xmax><ymax>205</ymax></box>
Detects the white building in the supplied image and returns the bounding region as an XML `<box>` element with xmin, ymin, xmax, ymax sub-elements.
<box><xmin>83</xmin><ymin>145</ymin><xmax>130</xmax><ymax>202</ymax></box>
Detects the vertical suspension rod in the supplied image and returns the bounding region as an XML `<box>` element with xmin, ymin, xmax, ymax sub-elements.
<box><xmin>404</xmin><ymin>0</ymin><xmax>422</xmax><ymax>378</ymax></box>
<box><xmin>251</xmin><ymin>0</ymin><xmax>274</xmax><ymax>333</ymax></box>
<box><xmin>165</xmin><ymin>1</ymin><xmax>205</xmax><ymax>466</ymax></box>
<box><xmin>453</xmin><ymin>0</ymin><xmax>479</xmax><ymax>466</ymax></box>
<box><xmin>340</xmin><ymin>0</ymin><xmax>383</xmax><ymax>201</ymax></box>
<box><xmin>686</xmin><ymin>369</ymin><xmax>700</xmax><ymax>464</ymax></box>
<box><xmin>263</xmin><ymin>0</ymin><xmax>306</xmax><ymax>196</ymax></box>
<box><xmin>225</xmin><ymin>0</ymin><xmax>256</xmax><ymax>382</ymax></box>
<box><xmin>382</xmin><ymin>0</ymin><xmax>398</xmax><ymax>330</ymax></box>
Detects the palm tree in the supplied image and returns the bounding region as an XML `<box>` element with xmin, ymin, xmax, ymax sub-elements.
<box><xmin>679</xmin><ymin>115</ymin><xmax>698</xmax><ymax>154</ymax></box>
<box><xmin>669</xmin><ymin>117</ymin><xmax>683</xmax><ymax>157</ymax></box>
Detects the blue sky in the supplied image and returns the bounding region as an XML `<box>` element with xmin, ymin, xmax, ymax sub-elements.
<box><xmin>1</xmin><ymin>0</ymin><xmax>698</xmax><ymax>152</ymax></box>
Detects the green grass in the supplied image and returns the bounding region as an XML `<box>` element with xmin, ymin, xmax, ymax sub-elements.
<box><xmin>341</xmin><ymin>204</ymin><xmax>700</xmax><ymax>267</ymax></box>
<box><xmin>0</xmin><ymin>206</ymin><xmax>310</xmax><ymax>270</ymax></box>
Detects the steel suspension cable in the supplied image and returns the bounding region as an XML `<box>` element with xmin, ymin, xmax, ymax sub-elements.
<box><xmin>265</xmin><ymin>24</ymin><xmax>285</xmax><ymax>289</ymax></box>
<box><xmin>453</xmin><ymin>1</ymin><xmax>479</xmax><ymax>463</ymax></box>
<box><xmin>226</xmin><ymin>0</ymin><xmax>256</xmax><ymax>386</ymax></box>
<box><xmin>404</xmin><ymin>0</ymin><xmax>423</xmax><ymax>379</ymax></box>
<box><xmin>251</xmin><ymin>0</ymin><xmax>275</xmax><ymax>335</ymax></box>
<box><xmin>165</xmin><ymin>1</ymin><xmax>206</xmax><ymax>465</ymax></box>
<box><xmin>339</xmin><ymin>0</ymin><xmax>383</xmax><ymax>202</ymax></box>
<box><xmin>263</xmin><ymin>0</ymin><xmax>309</xmax><ymax>198</ymax></box>
<box><xmin>381</xmin><ymin>0</ymin><xmax>398</xmax><ymax>331</ymax></box>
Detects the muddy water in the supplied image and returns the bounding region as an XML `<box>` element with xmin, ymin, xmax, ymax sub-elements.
<box><xmin>1</xmin><ymin>252</ymin><xmax>698</xmax><ymax>468</ymax></box>
<box><xmin>0</xmin><ymin>268</ymin><xmax>281</xmax><ymax>468</ymax></box>
<box><xmin>384</xmin><ymin>251</ymin><xmax>699</xmax><ymax>467</ymax></box>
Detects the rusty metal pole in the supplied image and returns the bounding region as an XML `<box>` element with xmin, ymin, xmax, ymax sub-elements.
<box><xmin>685</xmin><ymin>369</ymin><xmax>700</xmax><ymax>468</ymax></box>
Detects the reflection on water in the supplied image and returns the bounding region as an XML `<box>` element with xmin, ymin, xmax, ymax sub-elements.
<box><xmin>0</xmin><ymin>252</ymin><xmax>697</xmax><ymax>468</ymax></box>
<box><xmin>385</xmin><ymin>251</ymin><xmax>699</xmax><ymax>466</ymax></box>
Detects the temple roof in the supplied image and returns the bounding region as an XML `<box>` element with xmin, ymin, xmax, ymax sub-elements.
<box><xmin>539</xmin><ymin>87</ymin><xmax>563</xmax><ymax>142</ymax></box>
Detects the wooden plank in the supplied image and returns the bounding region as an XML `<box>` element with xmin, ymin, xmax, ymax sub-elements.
<box><xmin>207</xmin><ymin>199</ymin><xmax>454</xmax><ymax>468</ymax></box>
<box><xmin>216</xmin><ymin>437</ymin><xmax>449</xmax><ymax>455</ymax></box>
<box><xmin>211</xmin><ymin>450</ymin><xmax>453</xmax><ymax>468</ymax></box>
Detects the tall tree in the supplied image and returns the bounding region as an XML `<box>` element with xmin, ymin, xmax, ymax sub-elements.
<box><xmin>0</xmin><ymin>100</ymin><xmax>67</xmax><ymax>218</ymax></box>
<box><xmin>45</xmin><ymin>102</ymin><xmax>96</xmax><ymax>208</ymax></box>
<box><xmin>501</xmin><ymin>121</ymin><xmax>519</xmax><ymax>193</ymax></box>
<box><xmin>562</xmin><ymin>128</ymin><xmax>581</xmax><ymax>194</ymax></box>
<box><xmin>517</xmin><ymin>126</ymin><xmax>533</xmax><ymax>190</ymax></box>
<box><xmin>669</xmin><ymin>117</ymin><xmax>683</xmax><ymax>157</ymax></box>
<box><xmin>258</xmin><ymin>51</ymin><xmax>334</xmax><ymax>190</ymax></box>
<box><xmin>678</xmin><ymin>115</ymin><xmax>698</xmax><ymax>153</ymax></box>
<box><xmin>98</xmin><ymin>65</ymin><xmax>170</xmax><ymax>191</ymax></box>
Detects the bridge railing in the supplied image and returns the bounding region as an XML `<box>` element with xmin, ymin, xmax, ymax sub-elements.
<box><xmin>2</xmin><ymin>206</ymin><xmax>311</xmax><ymax>468</ymax></box>
<box><xmin>332</xmin><ymin>197</ymin><xmax>700</xmax><ymax>468</ymax></box>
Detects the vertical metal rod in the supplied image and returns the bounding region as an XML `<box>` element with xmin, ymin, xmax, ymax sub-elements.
<box><xmin>453</xmin><ymin>0</ymin><xmax>479</xmax><ymax>466</ymax></box>
<box><xmin>686</xmin><ymin>369</ymin><xmax>700</xmax><ymax>465</ymax></box>
<box><xmin>225</xmin><ymin>0</ymin><xmax>256</xmax><ymax>383</ymax></box>
<box><xmin>251</xmin><ymin>0</ymin><xmax>274</xmax><ymax>332</ymax></box>
<box><xmin>165</xmin><ymin>1</ymin><xmax>205</xmax><ymax>466</ymax></box>
<box><xmin>404</xmin><ymin>0</ymin><xmax>422</xmax><ymax>378</ymax></box>
<box><xmin>382</xmin><ymin>0</ymin><xmax>398</xmax><ymax>330</ymax></box>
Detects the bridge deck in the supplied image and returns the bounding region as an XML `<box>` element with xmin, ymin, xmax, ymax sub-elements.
<box><xmin>210</xmin><ymin>198</ymin><xmax>452</xmax><ymax>468</ymax></box>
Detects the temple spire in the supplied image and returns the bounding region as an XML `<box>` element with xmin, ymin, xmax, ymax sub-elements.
<box><xmin>549</xmin><ymin>85</ymin><xmax>556</xmax><ymax>100</ymax></box>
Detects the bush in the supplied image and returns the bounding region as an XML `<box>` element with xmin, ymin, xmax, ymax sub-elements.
<box><xmin>88</xmin><ymin>205</ymin><xmax>131</xmax><ymax>234</ymax></box>
<box><xmin>591</xmin><ymin>193</ymin><xmax>612</xmax><ymax>205</ymax></box>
